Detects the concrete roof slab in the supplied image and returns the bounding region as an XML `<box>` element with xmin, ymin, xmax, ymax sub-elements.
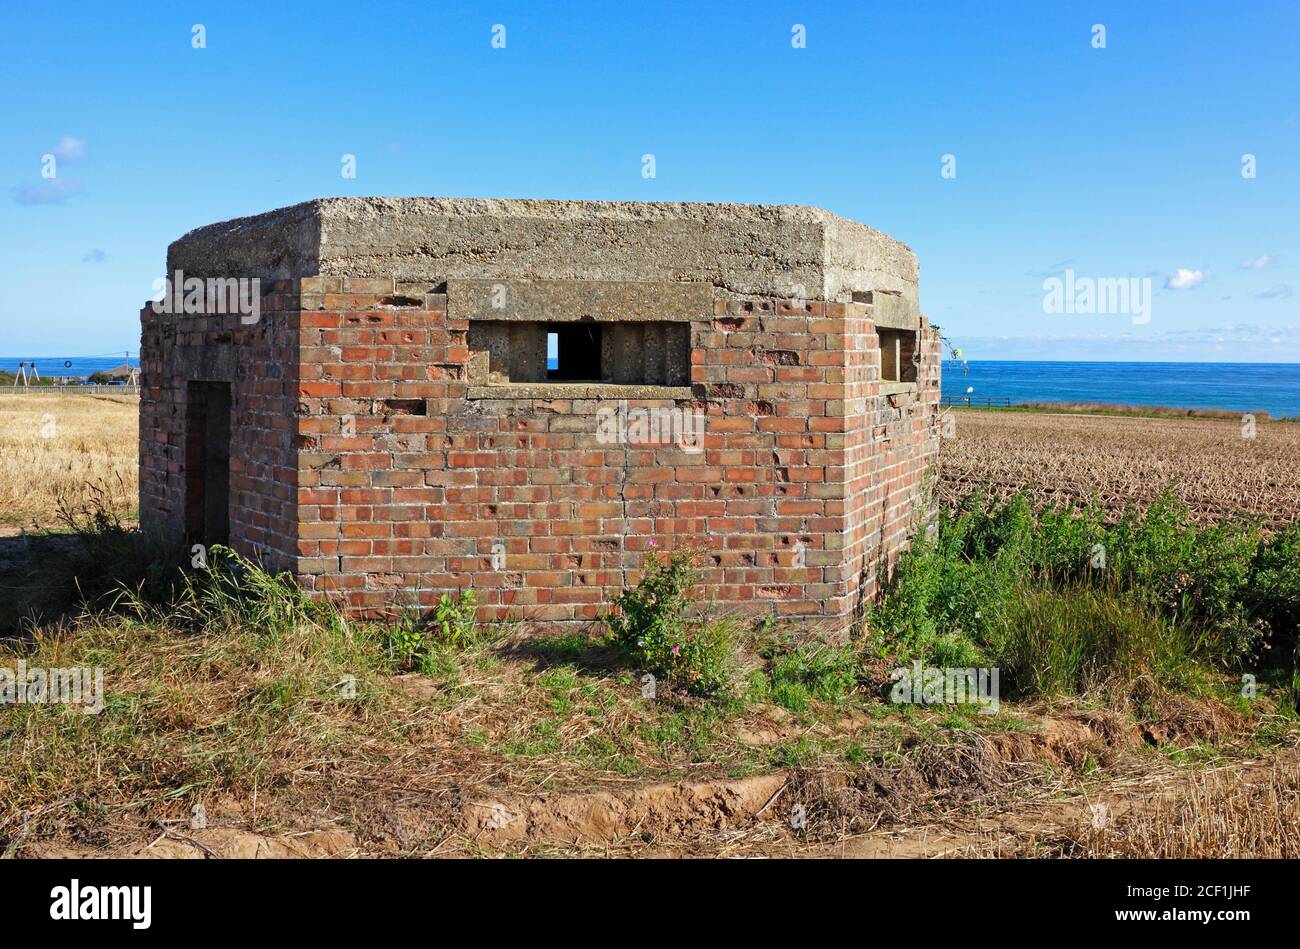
<box><xmin>166</xmin><ymin>197</ymin><xmax>918</xmax><ymax>304</ymax></box>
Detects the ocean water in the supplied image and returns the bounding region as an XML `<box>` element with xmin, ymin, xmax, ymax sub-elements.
<box><xmin>1</xmin><ymin>355</ymin><xmax>138</xmax><ymax>380</ymax></box>
<box><xmin>8</xmin><ymin>355</ymin><xmax>1296</xmax><ymax>418</ymax></box>
<box><xmin>947</xmin><ymin>361</ymin><xmax>1300</xmax><ymax>419</ymax></box>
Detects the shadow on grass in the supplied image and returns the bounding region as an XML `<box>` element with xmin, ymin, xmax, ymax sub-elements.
<box><xmin>499</xmin><ymin>629</ymin><xmax>629</xmax><ymax>677</ymax></box>
<box><xmin>0</xmin><ymin>520</ymin><xmax>184</xmax><ymax>639</ymax></box>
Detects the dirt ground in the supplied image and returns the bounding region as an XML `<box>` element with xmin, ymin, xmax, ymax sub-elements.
<box><xmin>22</xmin><ymin>744</ymin><xmax>1298</xmax><ymax>860</ymax></box>
<box><xmin>14</xmin><ymin>680</ymin><xmax>1297</xmax><ymax>859</ymax></box>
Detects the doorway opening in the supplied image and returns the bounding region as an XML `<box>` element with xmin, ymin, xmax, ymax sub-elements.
<box><xmin>185</xmin><ymin>381</ymin><xmax>231</xmax><ymax>548</ymax></box>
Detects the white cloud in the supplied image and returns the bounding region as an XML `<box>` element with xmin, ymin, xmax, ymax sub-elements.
<box><xmin>1164</xmin><ymin>268</ymin><xmax>1206</xmax><ymax>290</ymax></box>
<box><xmin>50</xmin><ymin>136</ymin><xmax>86</xmax><ymax>161</ymax></box>
<box><xmin>12</xmin><ymin>178</ymin><xmax>83</xmax><ymax>205</ymax></box>
<box><xmin>1240</xmin><ymin>254</ymin><xmax>1273</xmax><ymax>270</ymax></box>
<box><xmin>1253</xmin><ymin>284</ymin><xmax>1294</xmax><ymax>300</ymax></box>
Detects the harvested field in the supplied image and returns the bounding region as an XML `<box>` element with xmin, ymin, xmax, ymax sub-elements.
<box><xmin>939</xmin><ymin>409</ymin><xmax>1300</xmax><ymax>528</ymax></box>
<box><xmin>0</xmin><ymin>393</ymin><xmax>138</xmax><ymax>528</ymax></box>
<box><xmin>997</xmin><ymin>754</ymin><xmax>1300</xmax><ymax>859</ymax></box>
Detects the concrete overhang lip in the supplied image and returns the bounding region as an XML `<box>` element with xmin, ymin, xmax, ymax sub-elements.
<box><xmin>879</xmin><ymin>381</ymin><xmax>920</xmax><ymax>396</ymax></box>
<box><xmin>466</xmin><ymin>383</ymin><xmax>697</xmax><ymax>401</ymax></box>
<box><xmin>165</xmin><ymin>196</ymin><xmax>921</xmax><ymax>306</ymax></box>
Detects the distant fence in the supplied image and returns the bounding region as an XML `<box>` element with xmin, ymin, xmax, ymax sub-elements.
<box><xmin>941</xmin><ymin>395</ymin><xmax>1011</xmax><ymax>408</ymax></box>
<box><xmin>0</xmin><ymin>385</ymin><xmax>140</xmax><ymax>396</ymax></box>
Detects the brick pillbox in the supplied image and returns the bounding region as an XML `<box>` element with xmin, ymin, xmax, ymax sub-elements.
<box><xmin>139</xmin><ymin>198</ymin><xmax>942</xmax><ymax>635</ymax></box>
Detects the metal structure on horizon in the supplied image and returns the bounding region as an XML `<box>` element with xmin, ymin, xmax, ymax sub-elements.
<box><xmin>13</xmin><ymin>361</ymin><xmax>40</xmax><ymax>387</ymax></box>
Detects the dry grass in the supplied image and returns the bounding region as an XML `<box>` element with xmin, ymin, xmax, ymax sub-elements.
<box><xmin>2</xmin><ymin>594</ymin><xmax>1294</xmax><ymax>856</ymax></box>
<box><xmin>0</xmin><ymin>606</ymin><xmax>824</xmax><ymax>854</ymax></box>
<box><xmin>0</xmin><ymin>393</ymin><xmax>137</xmax><ymax>528</ymax></box>
<box><xmin>0</xmin><ymin>589</ymin><xmax>1099</xmax><ymax>856</ymax></box>
<box><xmin>1082</xmin><ymin>758</ymin><xmax>1300</xmax><ymax>858</ymax></box>
<box><xmin>939</xmin><ymin>409</ymin><xmax>1300</xmax><ymax>528</ymax></box>
<box><xmin>978</xmin><ymin>755</ymin><xmax>1300</xmax><ymax>859</ymax></box>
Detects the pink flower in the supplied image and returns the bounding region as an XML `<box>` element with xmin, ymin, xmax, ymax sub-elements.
<box><xmin>671</xmin><ymin>645</ymin><xmax>680</xmax><ymax>655</ymax></box>
<box><xmin>648</xmin><ymin>539</ymin><xmax>657</xmax><ymax>547</ymax></box>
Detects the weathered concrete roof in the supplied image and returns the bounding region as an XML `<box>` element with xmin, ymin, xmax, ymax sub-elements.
<box><xmin>166</xmin><ymin>197</ymin><xmax>918</xmax><ymax>303</ymax></box>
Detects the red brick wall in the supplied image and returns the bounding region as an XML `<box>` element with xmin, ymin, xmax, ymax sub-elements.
<box><xmin>841</xmin><ymin>306</ymin><xmax>944</xmax><ymax>630</ymax></box>
<box><xmin>138</xmin><ymin>285</ymin><xmax>301</xmax><ymax>569</ymax></box>
<box><xmin>285</xmin><ymin>278</ymin><xmax>942</xmax><ymax>634</ymax></box>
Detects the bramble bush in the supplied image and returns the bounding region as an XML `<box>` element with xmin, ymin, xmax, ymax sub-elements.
<box><xmin>604</xmin><ymin>549</ymin><xmax>736</xmax><ymax>698</ymax></box>
<box><xmin>871</xmin><ymin>489</ymin><xmax>1300</xmax><ymax>698</ymax></box>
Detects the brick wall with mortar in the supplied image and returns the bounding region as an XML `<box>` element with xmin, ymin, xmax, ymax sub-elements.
<box><xmin>841</xmin><ymin>304</ymin><xmax>944</xmax><ymax>630</ymax></box>
<box><xmin>279</xmin><ymin>277</ymin><xmax>941</xmax><ymax>634</ymax></box>
<box><xmin>138</xmin><ymin>283</ymin><xmax>302</xmax><ymax>569</ymax></box>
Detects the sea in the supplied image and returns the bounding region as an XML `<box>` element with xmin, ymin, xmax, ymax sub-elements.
<box><xmin>947</xmin><ymin>361</ymin><xmax>1300</xmax><ymax>419</ymax></box>
<box><xmin>8</xmin><ymin>356</ymin><xmax>1298</xmax><ymax>419</ymax></box>
<box><xmin>2</xmin><ymin>355</ymin><xmax>138</xmax><ymax>381</ymax></box>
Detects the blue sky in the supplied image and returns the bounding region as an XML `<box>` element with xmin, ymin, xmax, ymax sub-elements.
<box><xmin>2</xmin><ymin>0</ymin><xmax>1297</xmax><ymax>361</ymax></box>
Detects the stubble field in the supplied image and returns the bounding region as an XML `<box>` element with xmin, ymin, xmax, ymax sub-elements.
<box><xmin>938</xmin><ymin>408</ymin><xmax>1300</xmax><ymax>529</ymax></box>
<box><xmin>0</xmin><ymin>393</ymin><xmax>137</xmax><ymax>529</ymax></box>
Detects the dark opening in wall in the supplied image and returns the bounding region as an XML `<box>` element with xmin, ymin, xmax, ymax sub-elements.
<box><xmin>879</xmin><ymin>328</ymin><xmax>919</xmax><ymax>383</ymax></box>
<box><xmin>185</xmin><ymin>381</ymin><xmax>231</xmax><ymax>547</ymax></box>
<box><xmin>548</xmin><ymin>323</ymin><xmax>602</xmax><ymax>381</ymax></box>
<box><xmin>468</xmin><ymin>320</ymin><xmax>690</xmax><ymax>386</ymax></box>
